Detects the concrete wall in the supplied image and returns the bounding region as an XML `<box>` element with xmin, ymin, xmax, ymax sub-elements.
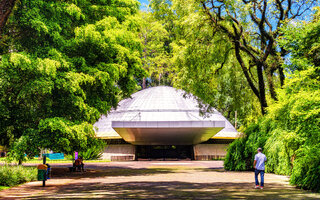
<box><xmin>193</xmin><ymin>144</ymin><xmax>229</xmax><ymax>160</ymax></box>
<box><xmin>102</xmin><ymin>143</ymin><xmax>230</xmax><ymax>161</ymax></box>
<box><xmin>101</xmin><ymin>144</ymin><xmax>135</xmax><ymax>161</ymax></box>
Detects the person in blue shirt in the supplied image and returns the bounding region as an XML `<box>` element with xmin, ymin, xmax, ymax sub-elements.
<box><xmin>253</xmin><ymin>147</ymin><xmax>267</xmax><ymax>189</ymax></box>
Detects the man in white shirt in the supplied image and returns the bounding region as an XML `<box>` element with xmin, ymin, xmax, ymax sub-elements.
<box><xmin>253</xmin><ymin>147</ymin><xmax>267</xmax><ymax>189</ymax></box>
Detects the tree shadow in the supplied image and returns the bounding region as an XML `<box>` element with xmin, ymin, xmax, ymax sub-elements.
<box><xmin>50</xmin><ymin>167</ymin><xmax>177</xmax><ymax>179</ymax></box>
<box><xmin>25</xmin><ymin>181</ymin><xmax>319</xmax><ymax>200</ymax></box>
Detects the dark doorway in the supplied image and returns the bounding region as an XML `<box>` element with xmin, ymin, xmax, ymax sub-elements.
<box><xmin>136</xmin><ymin>145</ymin><xmax>193</xmax><ymax>160</ymax></box>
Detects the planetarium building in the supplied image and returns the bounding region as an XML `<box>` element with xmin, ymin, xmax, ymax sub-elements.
<box><xmin>94</xmin><ymin>86</ymin><xmax>239</xmax><ymax>161</ymax></box>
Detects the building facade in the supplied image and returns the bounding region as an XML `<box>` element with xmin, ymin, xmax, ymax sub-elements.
<box><xmin>94</xmin><ymin>86</ymin><xmax>239</xmax><ymax>161</ymax></box>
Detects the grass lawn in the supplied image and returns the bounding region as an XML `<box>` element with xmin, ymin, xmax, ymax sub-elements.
<box><xmin>0</xmin><ymin>157</ymin><xmax>111</xmax><ymax>164</ymax></box>
<box><xmin>0</xmin><ymin>186</ymin><xmax>10</xmax><ymax>191</ymax></box>
<box><xmin>22</xmin><ymin>159</ymin><xmax>111</xmax><ymax>164</ymax></box>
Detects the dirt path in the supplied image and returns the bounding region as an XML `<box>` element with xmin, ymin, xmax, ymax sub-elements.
<box><xmin>0</xmin><ymin>161</ymin><xmax>319</xmax><ymax>199</ymax></box>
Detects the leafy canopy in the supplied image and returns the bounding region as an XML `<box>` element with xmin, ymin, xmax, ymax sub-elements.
<box><xmin>225</xmin><ymin>9</ymin><xmax>320</xmax><ymax>192</ymax></box>
<box><xmin>0</xmin><ymin>0</ymin><xmax>145</xmax><ymax>159</ymax></box>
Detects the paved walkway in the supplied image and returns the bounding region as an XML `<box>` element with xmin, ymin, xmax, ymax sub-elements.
<box><xmin>22</xmin><ymin>160</ymin><xmax>225</xmax><ymax>169</ymax></box>
<box><xmin>1</xmin><ymin>161</ymin><xmax>319</xmax><ymax>199</ymax></box>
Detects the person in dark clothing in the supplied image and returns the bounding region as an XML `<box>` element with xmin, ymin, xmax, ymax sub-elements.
<box><xmin>74</xmin><ymin>157</ymin><xmax>84</xmax><ymax>172</ymax></box>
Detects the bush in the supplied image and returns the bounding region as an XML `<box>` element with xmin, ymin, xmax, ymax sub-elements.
<box><xmin>290</xmin><ymin>145</ymin><xmax>320</xmax><ymax>192</ymax></box>
<box><xmin>224</xmin><ymin>137</ymin><xmax>248</xmax><ymax>171</ymax></box>
<box><xmin>78</xmin><ymin>139</ymin><xmax>105</xmax><ymax>160</ymax></box>
<box><xmin>0</xmin><ymin>165</ymin><xmax>37</xmax><ymax>187</ymax></box>
<box><xmin>224</xmin><ymin>121</ymin><xmax>269</xmax><ymax>171</ymax></box>
<box><xmin>225</xmin><ymin>67</ymin><xmax>320</xmax><ymax>192</ymax></box>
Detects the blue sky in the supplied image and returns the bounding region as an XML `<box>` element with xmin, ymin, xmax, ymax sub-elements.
<box><xmin>138</xmin><ymin>0</ymin><xmax>149</xmax><ymax>11</ymax></box>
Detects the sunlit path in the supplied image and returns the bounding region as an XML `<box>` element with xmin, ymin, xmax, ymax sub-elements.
<box><xmin>0</xmin><ymin>161</ymin><xmax>319</xmax><ymax>199</ymax></box>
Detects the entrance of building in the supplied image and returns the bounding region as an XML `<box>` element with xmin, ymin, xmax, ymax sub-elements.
<box><xmin>136</xmin><ymin>145</ymin><xmax>194</xmax><ymax>160</ymax></box>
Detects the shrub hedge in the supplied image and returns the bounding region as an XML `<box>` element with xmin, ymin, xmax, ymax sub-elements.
<box><xmin>224</xmin><ymin>67</ymin><xmax>320</xmax><ymax>192</ymax></box>
<box><xmin>78</xmin><ymin>139</ymin><xmax>105</xmax><ymax>160</ymax></box>
<box><xmin>0</xmin><ymin>165</ymin><xmax>37</xmax><ymax>187</ymax></box>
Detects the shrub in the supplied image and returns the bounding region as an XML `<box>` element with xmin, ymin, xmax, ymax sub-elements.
<box><xmin>290</xmin><ymin>145</ymin><xmax>320</xmax><ymax>192</ymax></box>
<box><xmin>224</xmin><ymin>137</ymin><xmax>247</xmax><ymax>171</ymax></box>
<box><xmin>225</xmin><ymin>67</ymin><xmax>320</xmax><ymax>191</ymax></box>
<box><xmin>224</xmin><ymin>121</ymin><xmax>269</xmax><ymax>171</ymax></box>
<box><xmin>78</xmin><ymin>139</ymin><xmax>105</xmax><ymax>160</ymax></box>
<box><xmin>0</xmin><ymin>165</ymin><xmax>37</xmax><ymax>187</ymax></box>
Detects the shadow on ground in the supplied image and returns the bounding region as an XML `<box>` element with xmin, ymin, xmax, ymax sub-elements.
<box><xmin>2</xmin><ymin>167</ymin><xmax>318</xmax><ymax>200</ymax></box>
<box><xmin>50</xmin><ymin>167</ymin><xmax>177</xmax><ymax>179</ymax></box>
<box><xmin>25</xmin><ymin>181</ymin><xmax>318</xmax><ymax>200</ymax></box>
<box><xmin>50</xmin><ymin>166</ymin><xmax>228</xmax><ymax>179</ymax></box>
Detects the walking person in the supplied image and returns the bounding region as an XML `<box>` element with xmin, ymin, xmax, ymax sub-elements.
<box><xmin>254</xmin><ymin>147</ymin><xmax>267</xmax><ymax>189</ymax></box>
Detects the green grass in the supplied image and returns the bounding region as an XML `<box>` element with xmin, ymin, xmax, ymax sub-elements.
<box><xmin>23</xmin><ymin>159</ymin><xmax>111</xmax><ymax>164</ymax></box>
<box><xmin>0</xmin><ymin>186</ymin><xmax>10</xmax><ymax>191</ymax></box>
<box><xmin>0</xmin><ymin>165</ymin><xmax>37</xmax><ymax>187</ymax></box>
<box><xmin>0</xmin><ymin>157</ymin><xmax>111</xmax><ymax>164</ymax></box>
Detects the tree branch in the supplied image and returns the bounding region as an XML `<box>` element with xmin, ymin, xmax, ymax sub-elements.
<box><xmin>0</xmin><ymin>0</ymin><xmax>16</xmax><ymax>33</ymax></box>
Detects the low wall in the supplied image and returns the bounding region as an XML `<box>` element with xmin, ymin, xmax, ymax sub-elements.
<box><xmin>193</xmin><ymin>144</ymin><xmax>229</xmax><ymax>160</ymax></box>
<box><xmin>101</xmin><ymin>144</ymin><xmax>135</xmax><ymax>161</ymax></box>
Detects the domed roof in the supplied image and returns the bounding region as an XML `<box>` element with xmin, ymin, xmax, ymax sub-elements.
<box><xmin>94</xmin><ymin>86</ymin><xmax>238</xmax><ymax>145</ymax></box>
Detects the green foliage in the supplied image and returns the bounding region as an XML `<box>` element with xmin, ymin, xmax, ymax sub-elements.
<box><xmin>139</xmin><ymin>11</ymin><xmax>172</xmax><ymax>86</ymax></box>
<box><xmin>224</xmin><ymin>121</ymin><xmax>269</xmax><ymax>171</ymax></box>
<box><xmin>78</xmin><ymin>139</ymin><xmax>106</xmax><ymax>160</ymax></box>
<box><xmin>0</xmin><ymin>0</ymin><xmax>145</xmax><ymax>160</ymax></box>
<box><xmin>6</xmin><ymin>136</ymin><xmax>37</xmax><ymax>163</ymax></box>
<box><xmin>139</xmin><ymin>1</ymin><xmax>177</xmax><ymax>87</ymax></box>
<box><xmin>0</xmin><ymin>166</ymin><xmax>37</xmax><ymax>187</ymax></box>
<box><xmin>225</xmin><ymin>12</ymin><xmax>320</xmax><ymax>191</ymax></box>
<box><xmin>279</xmin><ymin>7</ymin><xmax>320</xmax><ymax>70</ymax></box>
<box><xmin>224</xmin><ymin>137</ymin><xmax>247</xmax><ymax>171</ymax></box>
<box><xmin>290</xmin><ymin>145</ymin><xmax>320</xmax><ymax>192</ymax></box>
<box><xmin>171</xmin><ymin>0</ymin><xmax>259</xmax><ymax>126</ymax></box>
<box><xmin>225</xmin><ymin>66</ymin><xmax>320</xmax><ymax>191</ymax></box>
<box><xmin>0</xmin><ymin>186</ymin><xmax>10</xmax><ymax>191</ymax></box>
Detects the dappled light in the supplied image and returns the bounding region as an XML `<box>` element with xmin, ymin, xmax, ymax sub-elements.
<box><xmin>0</xmin><ymin>0</ymin><xmax>320</xmax><ymax>197</ymax></box>
<box><xmin>1</xmin><ymin>166</ymin><xmax>319</xmax><ymax>199</ymax></box>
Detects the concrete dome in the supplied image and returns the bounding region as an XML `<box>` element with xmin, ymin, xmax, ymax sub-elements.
<box><xmin>94</xmin><ymin>86</ymin><xmax>238</xmax><ymax>145</ymax></box>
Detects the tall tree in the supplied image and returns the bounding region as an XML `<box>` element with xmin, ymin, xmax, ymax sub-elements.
<box><xmin>0</xmin><ymin>0</ymin><xmax>144</xmax><ymax>160</ymax></box>
<box><xmin>143</xmin><ymin>0</ymin><xmax>177</xmax><ymax>86</ymax></box>
<box><xmin>199</xmin><ymin>0</ymin><xmax>317</xmax><ymax>114</ymax></box>
<box><xmin>139</xmin><ymin>11</ymin><xmax>171</xmax><ymax>88</ymax></box>
<box><xmin>225</xmin><ymin>9</ymin><xmax>320</xmax><ymax>191</ymax></box>
<box><xmin>172</xmin><ymin>0</ymin><xmax>259</xmax><ymax>126</ymax></box>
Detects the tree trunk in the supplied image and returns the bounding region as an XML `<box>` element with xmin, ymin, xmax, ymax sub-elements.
<box><xmin>158</xmin><ymin>73</ymin><xmax>162</xmax><ymax>85</ymax></box>
<box><xmin>234</xmin><ymin>43</ymin><xmax>260</xmax><ymax>98</ymax></box>
<box><xmin>278</xmin><ymin>66</ymin><xmax>285</xmax><ymax>87</ymax></box>
<box><xmin>257</xmin><ymin>63</ymin><xmax>267</xmax><ymax>115</ymax></box>
<box><xmin>142</xmin><ymin>77</ymin><xmax>146</xmax><ymax>89</ymax></box>
<box><xmin>234</xmin><ymin>43</ymin><xmax>267</xmax><ymax>114</ymax></box>
<box><xmin>0</xmin><ymin>0</ymin><xmax>16</xmax><ymax>33</ymax></box>
<box><xmin>266</xmin><ymin>69</ymin><xmax>278</xmax><ymax>101</ymax></box>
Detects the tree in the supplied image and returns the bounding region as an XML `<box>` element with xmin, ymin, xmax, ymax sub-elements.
<box><xmin>139</xmin><ymin>11</ymin><xmax>171</xmax><ymax>88</ymax></box>
<box><xmin>0</xmin><ymin>0</ymin><xmax>16</xmax><ymax>33</ymax></box>
<box><xmin>141</xmin><ymin>0</ymin><xmax>177</xmax><ymax>87</ymax></box>
<box><xmin>199</xmin><ymin>0</ymin><xmax>317</xmax><ymax>114</ymax></box>
<box><xmin>225</xmin><ymin>9</ymin><xmax>320</xmax><ymax>191</ymax></box>
<box><xmin>0</xmin><ymin>0</ymin><xmax>144</xmax><ymax>160</ymax></box>
<box><xmin>172</xmin><ymin>0</ymin><xmax>259</xmax><ymax>126</ymax></box>
<box><xmin>279</xmin><ymin>7</ymin><xmax>320</xmax><ymax>69</ymax></box>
